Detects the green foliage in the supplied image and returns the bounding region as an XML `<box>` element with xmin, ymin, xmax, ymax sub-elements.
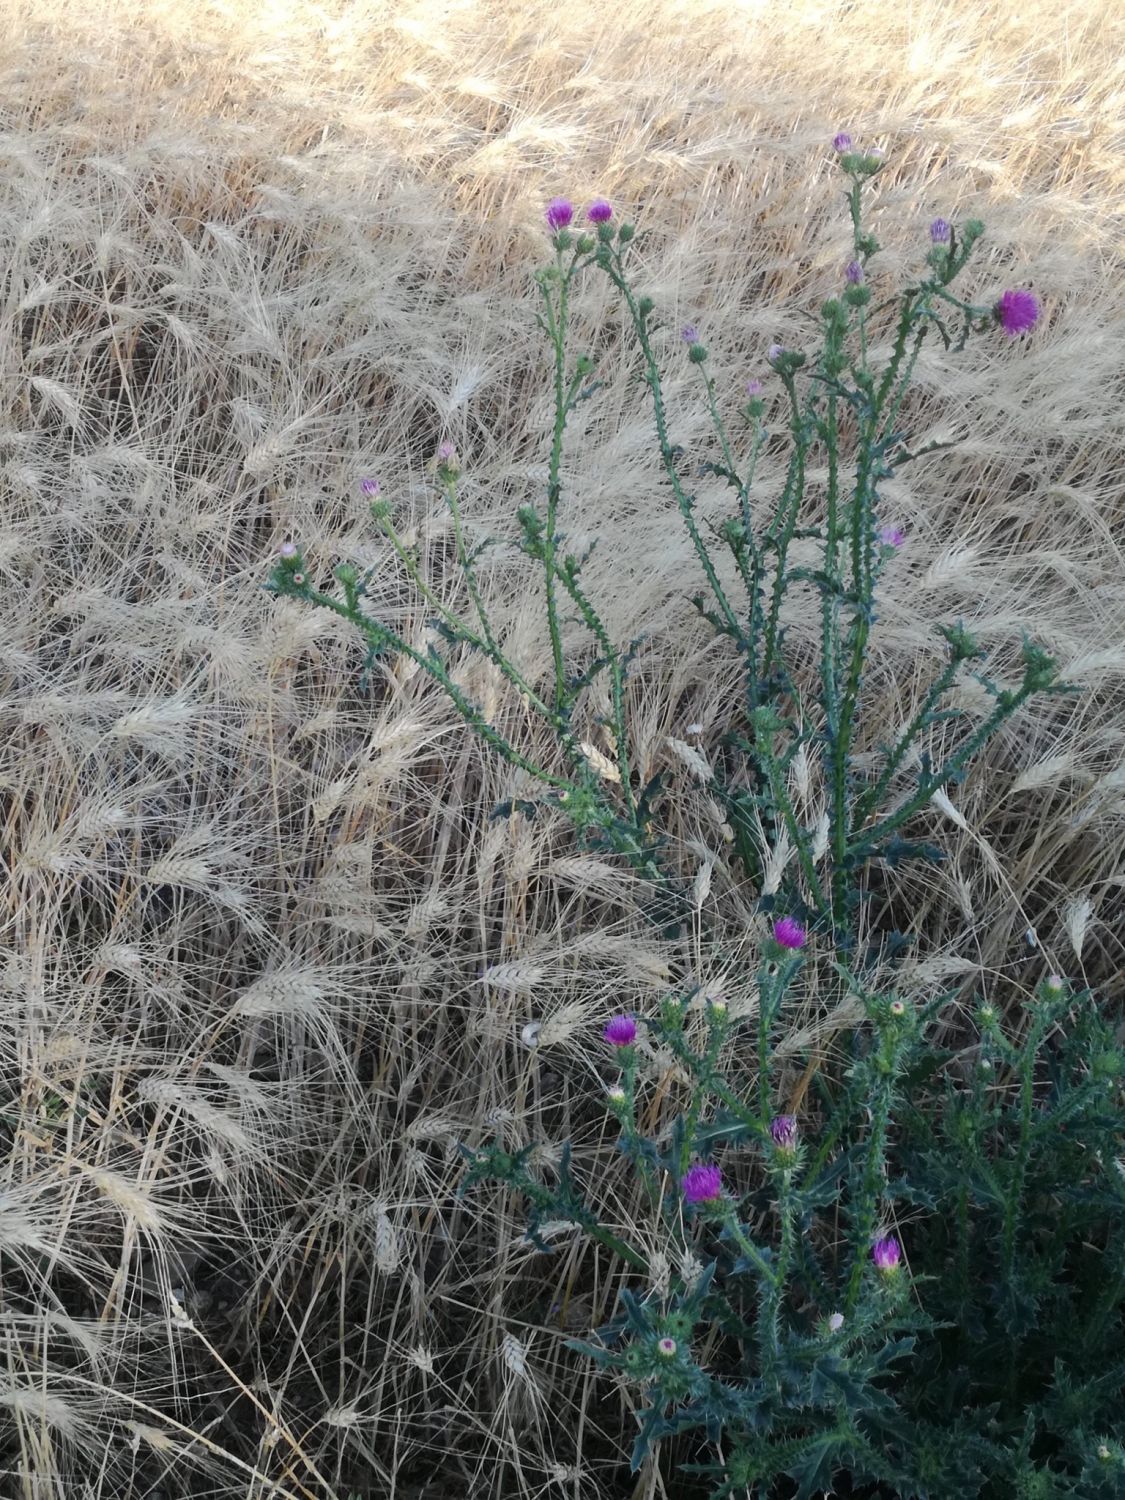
<box><xmin>464</xmin><ymin>970</ymin><xmax>1124</xmax><ymax>1499</ymax></box>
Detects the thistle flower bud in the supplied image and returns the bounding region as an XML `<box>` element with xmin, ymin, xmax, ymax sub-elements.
<box><xmin>872</xmin><ymin>1235</ymin><xmax>901</xmax><ymax>1274</ymax></box>
<box><xmin>769</xmin><ymin>1115</ymin><xmax>799</xmax><ymax>1154</ymax></box>
<box><xmin>545</xmin><ymin>197</ymin><xmax>573</xmax><ymax>232</ymax></box>
<box><xmin>681</xmin><ymin>1162</ymin><xmax>723</xmax><ymax>1204</ymax></box>
<box><xmin>772</xmin><ymin>917</ymin><xmax>807</xmax><ymax>950</ymax></box>
<box><xmin>637</xmin><ymin>295</ymin><xmax>655</xmax><ymax>317</ymax></box>
<box><xmin>995</xmin><ymin>288</ymin><xmax>1040</xmax><ymax>337</ymax></box>
<box><xmin>603</xmin><ymin>1014</ymin><xmax>637</xmax><ymax>1047</ymax></box>
<box><xmin>618</xmin><ymin>223</ymin><xmax>635</xmax><ymax>243</ymax></box>
<box><xmin>656</xmin><ymin>1336</ymin><xmax>677</xmax><ymax>1358</ymax></box>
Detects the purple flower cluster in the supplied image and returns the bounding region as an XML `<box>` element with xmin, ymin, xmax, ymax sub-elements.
<box><xmin>546</xmin><ymin>197</ymin><xmax>615</xmax><ymax>232</ymax></box>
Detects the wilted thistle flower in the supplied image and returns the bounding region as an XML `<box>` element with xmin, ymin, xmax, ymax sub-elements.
<box><xmin>872</xmin><ymin>1235</ymin><xmax>902</xmax><ymax>1274</ymax></box>
<box><xmin>606</xmin><ymin>1084</ymin><xmax>627</xmax><ymax>1104</ymax></box>
<box><xmin>745</xmin><ymin>379</ymin><xmax>763</xmax><ymax>396</ymax></box>
<box><xmin>930</xmin><ymin>217</ymin><xmax>951</xmax><ymax>244</ymax></box>
<box><xmin>656</xmin><ymin>1337</ymin><xmax>677</xmax><ymax>1358</ymax></box>
<box><xmin>770</xmin><ymin>1115</ymin><xmax>799</xmax><ymax>1152</ymax></box>
<box><xmin>995</xmin><ymin>288</ymin><xmax>1040</xmax><ymax>337</ymax></box>
<box><xmin>878</xmin><ymin>524</ymin><xmax>905</xmax><ymax>548</ymax></box>
<box><xmin>889</xmin><ymin>999</ymin><xmax>906</xmax><ymax>1017</ymax></box>
<box><xmin>586</xmin><ymin>198</ymin><xmax>613</xmax><ymax>223</ymax></box>
<box><xmin>772</xmin><ymin>917</ymin><xmax>807</xmax><ymax>950</ymax></box>
<box><xmin>360</xmin><ymin>477</ymin><xmax>381</xmax><ymax>498</ymax></box>
<box><xmin>767</xmin><ymin>342</ymin><xmax>785</xmax><ymax>364</ymax></box>
<box><xmin>845</xmin><ymin>260</ymin><xmax>864</xmax><ymax>284</ymax></box>
<box><xmin>833</xmin><ymin>131</ymin><xmax>853</xmax><ymax>152</ymax></box>
<box><xmin>278</xmin><ymin>541</ymin><xmax>298</xmax><ymax>560</ymax></box>
<box><xmin>1045</xmin><ymin>974</ymin><xmax>1065</xmax><ymax>995</ymax></box>
<box><xmin>681</xmin><ymin>1162</ymin><xmax>723</xmax><ymax>1204</ymax></box>
<box><xmin>437</xmin><ymin>440</ymin><xmax>456</xmax><ymax>461</ymax></box>
<box><xmin>827</xmin><ymin>1311</ymin><xmax>845</xmax><ymax>1333</ymax></box>
<box><xmin>681</xmin><ymin>324</ymin><xmax>700</xmax><ymax>344</ymax></box>
<box><xmin>603</xmin><ymin>1014</ymin><xmax>637</xmax><ymax>1047</ymax></box>
<box><xmin>546</xmin><ymin>197</ymin><xmax>573</xmax><ymax>232</ymax></box>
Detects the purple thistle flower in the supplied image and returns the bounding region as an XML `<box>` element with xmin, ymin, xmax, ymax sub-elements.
<box><xmin>546</xmin><ymin>197</ymin><xmax>574</xmax><ymax>232</ymax></box>
<box><xmin>872</xmin><ymin>1235</ymin><xmax>902</xmax><ymax>1273</ymax></box>
<box><xmin>769</xmin><ymin>1115</ymin><xmax>798</xmax><ymax>1150</ymax></box>
<box><xmin>278</xmin><ymin>541</ymin><xmax>298</xmax><ymax>560</ymax></box>
<box><xmin>656</xmin><ymin>1336</ymin><xmax>677</xmax><ymax>1357</ymax></box>
<box><xmin>772</xmin><ymin>917</ymin><xmax>807</xmax><ymax>950</ymax></box>
<box><xmin>930</xmin><ymin>217</ymin><xmax>951</xmax><ymax>244</ymax></box>
<box><xmin>681</xmin><ymin>324</ymin><xmax>700</xmax><ymax>345</ymax></box>
<box><xmin>995</xmin><ymin>288</ymin><xmax>1040</xmax><ymax>337</ymax></box>
<box><xmin>360</xmin><ymin>477</ymin><xmax>381</xmax><ymax>498</ymax></box>
<box><xmin>745</xmin><ymin>379</ymin><xmax>763</xmax><ymax>396</ymax></box>
<box><xmin>845</xmin><ymin>260</ymin><xmax>864</xmax><ymax>285</ymax></box>
<box><xmin>767</xmin><ymin>343</ymin><xmax>785</xmax><ymax>364</ymax></box>
<box><xmin>878</xmin><ymin>524</ymin><xmax>905</xmax><ymax>548</ymax></box>
<box><xmin>586</xmin><ymin>198</ymin><xmax>613</xmax><ymax>223</ymax></box>
<box><xmin>681</xmin><ymin>1162</ymin><xmax>723</xmax><ymax>1205</ymax></box>
<box><xmin>437</xmin><ymin>440</ymin><xmax>456</xmax><ymax>461</ymax></box>
<box><xmin>603</xmin><ymin>1014</ymin><xmax>637</xmax><ymax>1047</ymax></box>
<box><xmin>833</xmin><ymin>132</ymin><xmax>853</xmax><ymax>152</ymax></box>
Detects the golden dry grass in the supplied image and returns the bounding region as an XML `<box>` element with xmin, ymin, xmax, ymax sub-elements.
<box><xmin>0</xmin><ymin>0</ymin><xmax>1123</xmax><ymax>1495</ymax></box>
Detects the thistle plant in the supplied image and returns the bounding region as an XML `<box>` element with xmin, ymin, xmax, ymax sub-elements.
<box><xmin>267</xmin><ymin>137</ymin><xmax>1070</xmax><ymax>950</ymax></box>
<box><xmin>265</xmin><ymin>139</ymin><xmax>1123</xmax><ymax>1496</ymax></box>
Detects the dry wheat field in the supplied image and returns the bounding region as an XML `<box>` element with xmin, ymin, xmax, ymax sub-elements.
<box><xmin>0</xmin><ymin>0</ymin><xmax>1123</xmax><ymax>1495</ymax></box>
